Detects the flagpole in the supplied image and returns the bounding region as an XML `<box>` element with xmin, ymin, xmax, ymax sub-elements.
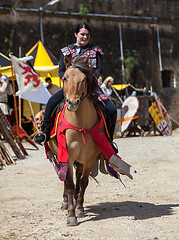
<box><xmin>119</xmin><ymin>23</ymin><xmax>125</xmax><ymax>83</ymax></box>
<box><xmin>28</xmin><ymin>101</ymin><xmax>39</xmax><ymax>132</ymax></box>
<box><xmin>10</xmin><ymin>60</ymin><xmax>19</xmax><ymax>136</ymax></box>
<box><xmin>18</xmin><ymin>47</ymin><xmax>22</xmax><ymax>127</ymax></box>
<box><xmin>156</xmin><ymin>24</ymin><xmax>163</xmax><ymax>72</ymax></box>
<box><xmin>19</xmin><ymin>97</ymin><xmax>22</xmax><ymax>126</ymax></box>
<box><xmin>119</xmin><ymin>23</ymin><xmax>128</xmax><ymax>97</ymax></box>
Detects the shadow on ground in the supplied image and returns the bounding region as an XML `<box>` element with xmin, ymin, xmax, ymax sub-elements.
<box><xmin>81</xmin><ymin>201</ymin><xmax>179</xmax><ymax>223</ymax></box>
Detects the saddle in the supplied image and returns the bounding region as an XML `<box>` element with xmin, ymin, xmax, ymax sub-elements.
<box><xmin>48</xmin><ymin>96</ymin><xmax>111</xmax><ymax>141</ymax></box>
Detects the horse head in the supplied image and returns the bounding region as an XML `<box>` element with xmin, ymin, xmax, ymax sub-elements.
<box><xmin>63</xmin><ymin>55</ymin><xmax>96</xmax><ymax>112</ymax></box>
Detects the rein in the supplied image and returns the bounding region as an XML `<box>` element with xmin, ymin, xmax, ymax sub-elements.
<box><xmin>68</xmin><ymin>65</ymin><xmax>89</xmax><ymax>102</ymax></box>
<box><xmin>79</xmin><ymin>77</ymin><xmax>88</xmax><ymax>101</ymax></box>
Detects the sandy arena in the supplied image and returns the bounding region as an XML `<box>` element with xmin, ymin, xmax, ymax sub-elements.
<box><xmin>0</xmin><ymin>130</ymin><xmax>179</xmax><ymax>240</ymax></box>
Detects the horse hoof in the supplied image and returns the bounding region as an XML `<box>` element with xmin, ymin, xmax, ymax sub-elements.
<box><xmin>76</xmin><ymin>208</ymin><xmax>84</xmax><ymax>218</ymax></box>
<box><xmin>61</xmin><ymin>202</ymin><xmax>68</xmax><ymax>210</ymax></box>
<box><xmin>67</xmin><ymin>217</ymin><xmax>78</xmax><ymax>226</ymax></box>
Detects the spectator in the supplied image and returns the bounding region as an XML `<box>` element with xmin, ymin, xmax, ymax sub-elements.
<box><xmin>101</xmin><ymin>76</ymin><xmax>114</xmax><ymax>99</ymax></box>
<box><xmin>97</xmin><ymin>76</ymin><xmax>103</xmax><ymax>87</ymax></box>
<box><xmin>34</xmin><ymin>104</ymin><xmax>46</xmax><ymax>130</ymax></box>
<box><xmin>45</xmin><ymin>77</ymin><xmax>60</xmax><ymax>95</ymax></box>
<box><xmin>0</xmin><ymin>75</ymin><xmax>13</xmax><ymax>118</ymax></box>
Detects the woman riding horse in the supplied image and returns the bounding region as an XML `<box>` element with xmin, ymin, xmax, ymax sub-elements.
<box><xmin>35</xmin><ymin>22</ymin><xmax>118</xmax><ymax>153</ymax></box>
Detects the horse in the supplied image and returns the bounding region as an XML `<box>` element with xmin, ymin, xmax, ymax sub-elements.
<box><xmin>48</xmin><ymin>56</ymin><xmax>101</xmax><ymax>226</ymax></box>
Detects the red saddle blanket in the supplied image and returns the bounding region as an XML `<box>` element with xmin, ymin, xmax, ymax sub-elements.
<box><xmin>50</xmin><ymin>104</ymin><xmax>110</xmax><ymax>162</ymax></box>
<box><xmin>48</xmin><ymin>104</ymin><xmax>134</xmax><ymax>179</ymax></box>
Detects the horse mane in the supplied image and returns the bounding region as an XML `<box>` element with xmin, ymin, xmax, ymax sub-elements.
<box><xmin>71</xmin><ymin>55</ymin><xmax>97</xmax><ymax>96</ymax></box>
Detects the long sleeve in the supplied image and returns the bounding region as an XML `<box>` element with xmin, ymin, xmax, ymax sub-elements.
<box><xmin>58</xmin><ymin>54</ymin><xmax>66</xmax><ymax>79</ymax></box>
<box><xmin>96</xmin><ymin>52</ymin><xmax>103</xmax><ymax>74</ymax></box>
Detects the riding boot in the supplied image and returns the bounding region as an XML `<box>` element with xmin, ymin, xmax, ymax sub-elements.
<box><xmin>33</xmin><ymin>121</ymin><xmax>51</xmax><ymax>145</ymax></box>
<box><xmin>104</xmin><ymin>99</ymin><xmax>118</xmax><ymax>153</ymax></box>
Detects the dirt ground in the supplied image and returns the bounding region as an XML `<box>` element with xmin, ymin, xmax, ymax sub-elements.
<box><xmin>0</xmin><ymin>129</ymin><xmax>179</xmax><ymax>240</ymax></box>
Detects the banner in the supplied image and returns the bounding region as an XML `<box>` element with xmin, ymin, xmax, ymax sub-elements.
<box><xmin>9</xmin><ymin>54</ymin><xmax>51</xmax><ymax>104</ymax></box>
<box><xmin>149</xmin><ymin>97</ymin><xmax>172</xmax><ymax>136</ymax></box>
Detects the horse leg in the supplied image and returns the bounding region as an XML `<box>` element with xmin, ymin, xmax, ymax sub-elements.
<box><xmin>74</xmin><ymin>162</ymin><xmax>83</xmax><ymax>201</ymax></box>
<box><xmin>75</xmin><ymin>168</ymin><xmax>90</xmax><ymax>218</ymax></box>
<box><xmin>61</xmin><ymin>181</ymin><xmax>68</xmax><ymax>210</ymax></box>
<box><xmin>66</xmin><ymin>162</ymin><xmax>78</xmax><ymax>226</ymax></box>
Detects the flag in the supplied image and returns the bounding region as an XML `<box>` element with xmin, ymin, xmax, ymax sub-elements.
<box><xmin>9</xmin><ymin>54</ymin><xmax>51</xmax><ymax>104</ymax></box>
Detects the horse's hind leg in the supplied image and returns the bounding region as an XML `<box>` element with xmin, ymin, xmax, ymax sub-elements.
<box><xmin>66</xmin><ymin>162</ymin><xmax>78</xmax><ymax>226</ymax></box>
<box><xmin>61</xmin><ymin>181</ymin><xmax>68</xmax><ymax>210</ymax></box>
<box><xmin>75</xmin><ymin>169</ymin><xmax>90</xmax><ymax>218</ymax></box>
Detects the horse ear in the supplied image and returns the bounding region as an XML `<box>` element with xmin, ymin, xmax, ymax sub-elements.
<box><xmin>64</xmin><ymin>56</ymin><xmax>71</xmax><ymax>69</ymax></box>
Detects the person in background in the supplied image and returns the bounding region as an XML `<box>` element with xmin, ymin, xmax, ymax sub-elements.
<box><xmin>97</xmin><ymin>76</ymin><xmax>103</xmax><ymax>87</ymax></box>
<box><xmin>0</xmin><ymin>75</ymin><xmax>13</xmax><ymax>118</ymax></box>
<box><xmin>34</xmin><ymin>104</ymin><xmax>46</xmax><ymax>130</ymax></box>
<box><xmin>101</xmin><ymin>76</ymin><xmax>114</xmax><ymax>99</ymax></box>
<box><xmin>45</xmin><ymin>77</ymin><xmax>60</xmax><ymax>95</ymax></box>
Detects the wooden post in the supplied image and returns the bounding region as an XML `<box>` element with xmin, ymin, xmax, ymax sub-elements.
<box><xmin>0</xmin><ymin>141</ymin><xmax>16</xmax><ymax>164</ymax></box>
<box><xmin>10</xmin><ymin>60</ymin><xmax>19</xmax><ymax>136</ymax></box>
<box><xmin>0</xmin><ymin>116</ymin><xmax>24</xmax><ymax>159</ymax></box>
<box><xmin>0</xmin><ymin>148</ymin><xmax>10</xmax><ymax>165</ymax></box>
<box><xmin>0</xmin><ymin>154</ymin><xmax>7</xmax><ymax>167</ymax></box>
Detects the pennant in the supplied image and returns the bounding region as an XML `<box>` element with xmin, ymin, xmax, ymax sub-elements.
<box><xmin>9</xmin><ymin>54</ymin><xmax>51</xmax><ymax>104</ymax></box>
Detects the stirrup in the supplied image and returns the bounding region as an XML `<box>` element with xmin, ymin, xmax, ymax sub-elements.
<box><xmin>33</xmin><ymin>132</ymin><xmax>46</xmax><ymax>145</ymax></box>
<box><xmin>111</xmin><ymin>141</ymin><xmax>118</xmax><ymax>154</ymax></box>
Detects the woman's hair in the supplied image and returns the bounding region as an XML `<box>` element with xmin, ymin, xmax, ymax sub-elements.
<box><xmin>75</xmin><ymin>22</ymin><xmax>91</xmax><ymax>34</ymax></box>
<box><xmin>103</xmin><ymin>76</ymin><xmax>114</xmax><ymax>88</ymax></box>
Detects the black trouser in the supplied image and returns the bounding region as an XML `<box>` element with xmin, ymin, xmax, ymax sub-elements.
<box><xmin>42</xmin><ymin>88</ymin><xmax>117</xmax><ymax>140</ymax></box>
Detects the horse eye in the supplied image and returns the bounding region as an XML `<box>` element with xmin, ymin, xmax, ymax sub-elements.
<box><xmin>63</xmin><ymin>76</ymin><xmax>67</xmax><ymax>81</ymax></box>
<box><xmin>81</xmin><ymin>77</ymin><xmax>87</xmax><ymax>82</ymax></box>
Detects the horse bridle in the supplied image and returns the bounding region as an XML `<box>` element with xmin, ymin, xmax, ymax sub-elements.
<box><xmin>64</xmin><ymin>65</ymin><xmax>89</xmax><ymax>103</ymax></box>
<box><xmin>79</xmin><ymin>76</ymin><xmax>88</xmax><ymax>101</ymax></box>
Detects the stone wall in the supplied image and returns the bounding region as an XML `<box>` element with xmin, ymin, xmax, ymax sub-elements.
<box><xmin>1</xmin><ymin>0</ymin><xmax>178</xmax><ymax>20</ymax></box>
<box><xmin>0</xmin><ymin>0</ymin><xmax>178</xmax><ymax>125</ymax></box>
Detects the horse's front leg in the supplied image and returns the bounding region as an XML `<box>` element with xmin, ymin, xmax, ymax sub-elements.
<box><xmin>75</xmin><ymin>168</ymin><xmax>91</xmax><ymax>218</ymax></box>
<box><xmin>74</xmin><ymin>162</ymin><xmax>83</xmax><ymax>201</ymax></box>
<box><xmin>66</xmin><ymin>161</ymin><xmax>78</xmax><ymax>226</ymax></box>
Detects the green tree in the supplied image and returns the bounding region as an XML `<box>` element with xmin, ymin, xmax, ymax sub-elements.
<box><xmin>79</xmin><ymin>4</ymin><xmax>88</xmax><ymax>15</ymax></box>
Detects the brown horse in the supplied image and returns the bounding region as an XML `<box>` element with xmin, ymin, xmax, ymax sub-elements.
<box><xmin>49</xmin><ymin>56</ymin><xmax>101</xmax><ymax>226</ymax></box>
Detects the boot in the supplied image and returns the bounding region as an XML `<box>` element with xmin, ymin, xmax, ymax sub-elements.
<box><xmin>33</xmin><ymin>120</ymin><xmax>51</xmax><ymax>144</ymax></box>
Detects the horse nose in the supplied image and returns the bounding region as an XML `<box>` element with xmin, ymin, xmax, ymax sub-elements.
<box><xmin>66</xmin><ymin>99</ymin><xmax>71</xmax><ymax>105</ymax></box>
<box><xmin>66</xmin><ymin>98</ymin><xmax>80</xmax><ymax>112</ymax></box>
<box><xmin>66</xmin><ymin>98</ymin><xmax>80</xmax><ymax>106</ymax></box>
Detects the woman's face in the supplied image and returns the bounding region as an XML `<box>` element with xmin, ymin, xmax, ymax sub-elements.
<box><xmin>107</xmin><ymin>80</ymin><xmax>113</xmax><ymax>88</ymax></box>
<box><xmin>75</xmin><ymin>28</ymin><xmax>90</xmax><ymax>47</ymax></box>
